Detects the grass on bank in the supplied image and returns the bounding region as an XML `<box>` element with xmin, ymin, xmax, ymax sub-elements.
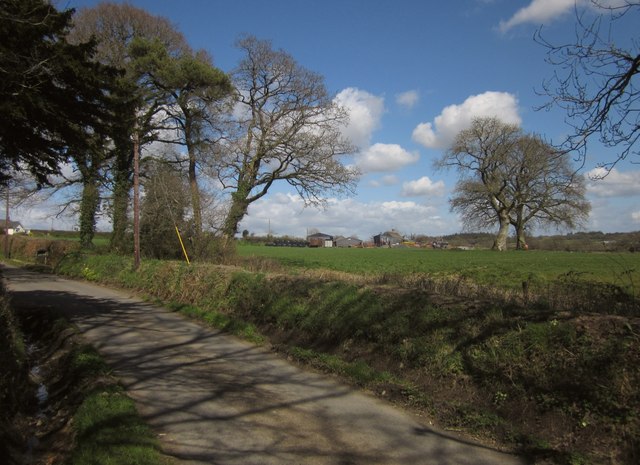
<box><xmin>67</xmin><ymin>343</ymin><xmax>163</xmax><ymax>465</ymax></box>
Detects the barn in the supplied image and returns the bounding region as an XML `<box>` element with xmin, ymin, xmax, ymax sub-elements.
<box><xmin>307</xmin><ymin>232</ymin><xmax>333</xmax><ymax>247</ymax></box>
<box><xmin>373</xmin><ymin>230</ymin><xmax>404</xmax><ymax>247</ymax></box>
<box><xmin>335</xmin><ymin>236</ymin><xmax>363</xmax><ymax>248</ymax></box>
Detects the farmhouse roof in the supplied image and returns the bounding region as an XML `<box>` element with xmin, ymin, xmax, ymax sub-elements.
<box><xmin>0</xmin><ymin>219</ymin><xmax>23</xmax><ymax>229</ymax></box>
<box><xmin>382</xmin><ymin>230</ymin><xmax>403</xmax><ymax>239</ymax></box>
<box><xmin>307</xmin><ymin>232</ymin><xmax>333</xmax><ymax>239</ymax></box>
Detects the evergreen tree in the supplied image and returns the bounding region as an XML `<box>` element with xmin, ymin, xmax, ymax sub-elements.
<box><xmin>0</xmin><ymin>0</ymin><xmax>117</xmax><ymax>186</ymax></box>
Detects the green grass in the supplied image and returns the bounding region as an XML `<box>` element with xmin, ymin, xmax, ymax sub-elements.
<box><xmin>67</xmin><ymin>344</ymin><xmax>163</xmax><ymax>465</ymax></box>
<box><xmin>287</xmin><ymin>346</ymin><xmax>395</xmax><ymax>386</ymax></box>
<box><xmin>237</xmin><ymin>246</ymin><xmax>640</xmax><ymax>294</ymax></box>
<box><xmin>70</xmin><ymin>391</ymin><xmax>161</xmax><ymax>465</ymax></box>
<box><xmin>28</xmin><ymin>230</ymin><xmax>111</xmax><ymax>248</ymax></box>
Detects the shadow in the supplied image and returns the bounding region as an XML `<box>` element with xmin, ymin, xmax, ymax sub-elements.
<box><xmin>3</xmin><ymin>265</ymin><xmax>524</xmax><ymax>465</ymax></box>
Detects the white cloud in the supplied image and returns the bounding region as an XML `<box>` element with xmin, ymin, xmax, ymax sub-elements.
<box><xmin>499</xmin><ymin>0</ymin><xmax>575</xmax><ymax>32</ymax></box>
<box><xmin>355</xmin><ymin>143</ymin><xmax>420</xmax><ymax>173</ymax></box>
<box><xmin>401</xmin><ymin>176</ymin><xmax>446</xmax><ymax>197</ymax></box>
<box><xmin>396</xmin><ymin>90</ymin><xmax>419</xmax><ymax>109</ymax></box>
<box><xmin>241</xmin><ymin>193</ymin><xmax>453</xmax><ymax>239</ymax></box>
<box><xmin>412</xmin><ymin>91</ymin><xmax>521</xmax><ymax>149</ymax></box>
<box><xmin>632</xmin><ymin>211</ymin><xmax>640</xmax><ymax>223</ymax></box>
<box><xmin>334</xmin><ymin>87</ymin><xmax>385</xmax><ymax>149</ymax></box>
<box><xmin>498</xmin><ymin>0</ymin><xmax>630</xmax><ymax>33</ymax></box>
<box><xmin>586</xmin><ymin>168</ymin><xmax>640</xmax><ymax>197</ymax></box>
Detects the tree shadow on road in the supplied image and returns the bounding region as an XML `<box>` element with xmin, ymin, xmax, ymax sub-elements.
<box><xmin>5</xmin><ymin>266</ymin><xmax>523</xmax><ymax>465</ymax></box>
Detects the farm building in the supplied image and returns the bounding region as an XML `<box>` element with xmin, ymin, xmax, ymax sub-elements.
<box><xmin>335</xmin><ymin>236</ymin><xmax>363</xmax><ymax>248</ymax></box>
<box><xmin>307</xmin><ymin>232</ymin><xmax>333</xmax><ymax>247</ymax></box>
<box><xmin>1</xmin><ymin>219</ymin><xmax>27</xmax><ymax>235</ymax></box>
<box><xmin>374</xmin><ymin>230</ymin><xmax>404</xmax><ymax>247</ymax></box>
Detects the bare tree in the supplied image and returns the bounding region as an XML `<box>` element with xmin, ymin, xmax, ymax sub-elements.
<box><xmin>140</xmin><ymin>159</ymin><xmax>190</xmax><ymax>259</ymax></box>
<box><xmin>507</xmin><ymin>135</ymin><xmax>590</xmax><ymax>249</ymax></box>
<box><xmin>218</xmin><ymin>36</ymin><xmax>358</xmax><ymax>240</ymax></box>
<box><xmin>437</xmin><ymin>117</ymin><xmax>521</xmax><ymax>251</ymax></box>
<box><xmin>536</xmin><ymin>1</ymin><xmax>639</xmax><ymax>172</ymax></box>
<box><xmin>70</xmin><ymin>2</ymin><xmax>187</xmax><ymax>69</ymax></box>
<box><xmin>438</xmin><ymin>118</ymin><xmax>590</xmax><ymax>250</ymax></box>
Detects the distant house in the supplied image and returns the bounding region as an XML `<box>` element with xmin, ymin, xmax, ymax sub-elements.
<box><xmin>307</xmin><ymin>232</ymin><xmax>333</xmax><ymax>248</ymax></box>
<box><xmin>1</xmin><ymin>219</ymin><xmax>27</xmax><ymax>235</ymax></box>
<box><xmin>335</xmin><ymin>236</ymin><xmax>363</xmax><ymax>248</ymax></box>
<box><xmin>373</xmin><ymin>230</ymin><xmax>404</xmax><ymax>247</ymax></box>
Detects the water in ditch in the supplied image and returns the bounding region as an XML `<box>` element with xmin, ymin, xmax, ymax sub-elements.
<box><xmin>23</xmin><ymin>343</ymin><xmax>50</xmax><ymax>464</ymax></box>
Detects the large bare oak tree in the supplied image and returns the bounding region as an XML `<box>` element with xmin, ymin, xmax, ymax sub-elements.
<box><xmin>439</xmin><ymin>117</ymin><xmax>590</xmax><ymax>250</ymax></box>
<box><xmin>218</xmin><ymin>36</ymin><xmax>358</xmax><ymax>239</ymax></box>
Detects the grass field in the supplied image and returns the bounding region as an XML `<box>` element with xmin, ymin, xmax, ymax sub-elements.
<box><xmin>238</xmin><ymin>245</ymin><xmax>640</xmax><ymax>294</ymax></box>
<box><xmin>27</xmin><ymin>230</ymin><xmax>111</xmax><ymax>248</ymax></box>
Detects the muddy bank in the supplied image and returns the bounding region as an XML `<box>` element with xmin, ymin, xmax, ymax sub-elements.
<box><xmin>2</xmin><ymin>308</ymin><xmax>114</xmax><ymax>465</ymax></box>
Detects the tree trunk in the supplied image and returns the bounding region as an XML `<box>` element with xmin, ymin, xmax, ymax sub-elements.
<box><xmin>185</xmin><ymin>120</ymin><xmax>203</xmax><ymax>239</ymax></box>
<box><xmin>187</xmin><ymin>150</ymin><xmax>208</xmax><ymax>260</ymax></box>
<box><xmin>189</xmin><ymin>163</ymin><xmax>202</xmax><ymax>236</ymax></box>
<box><xmin>79</xmin><ymin>178</ymin><xmax>100</xmax><ymax>249</ymax></box>
<box><xmin>222</xmin><ymin>189</ymin><xmax>251</xmax><ymax>240</ymax></box>
<box><xmin>492</xmin><ymin>215</ymin><xmax>510</xmax><ymax>251</ymax></box>
<box><xmin>515</xmin><ymin>223</ymin><xmax>527</xmax><ymax>250</ymax></box>
<box><xmin>109</xmin><ymin>148</ymin><xmax>133</xmax><ymax>253</ymax></box>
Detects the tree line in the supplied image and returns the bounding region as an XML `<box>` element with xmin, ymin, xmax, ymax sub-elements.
<box><xmin>1</xmin><ymin>0</ymin><xmax>637</xmax><ymax>258</ymax></box>
<box><xmin>1</xmin><ymin>0</ymin><xmax>356</xmax><ymax>260</ymax></box>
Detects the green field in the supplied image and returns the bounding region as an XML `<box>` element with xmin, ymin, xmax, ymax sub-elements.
<box><xmin>238</xmin><ymin>245</ymin><xmax>640</xmax><ymax>292</ymax></box>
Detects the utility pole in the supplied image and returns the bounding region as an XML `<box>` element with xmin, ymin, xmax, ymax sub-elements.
<box><xmin>133</xmin><ymin>131</ymin><xmax>140</xmax><ymax>270</ymax></box>
<box><xmin>4</xmin><ymin>185</ymin><xmax>9</xmax><ymax>258</ymax></box>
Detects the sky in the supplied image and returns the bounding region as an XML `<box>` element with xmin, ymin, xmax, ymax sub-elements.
<box><xmin>16</xmin><ymin>0</ymin><xmax>640</xmax><ymax>239</ymax></box>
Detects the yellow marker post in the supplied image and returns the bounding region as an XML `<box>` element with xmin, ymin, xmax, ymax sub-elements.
<box><xmin>175</xmin><ymin>225</ymin><xmax>190</xmax><ymax>265</ymax></box>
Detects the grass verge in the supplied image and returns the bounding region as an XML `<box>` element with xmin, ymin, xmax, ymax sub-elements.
<box><xmin>67</xmin><ymin>343</ymin><xmax>163</xmax><ymax>465</ymax></box>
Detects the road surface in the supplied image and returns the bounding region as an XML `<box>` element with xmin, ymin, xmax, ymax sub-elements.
<box><xmin>3</xmin><ymin>265</ymin><xmax>524</xmax><ymax>465</ymax></box>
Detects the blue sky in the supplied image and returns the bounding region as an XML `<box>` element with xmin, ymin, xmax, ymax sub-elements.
<box><xmin>26</xmin><ymin>0</ymin><xmax>638</xmax><ymax>238</ymax></box>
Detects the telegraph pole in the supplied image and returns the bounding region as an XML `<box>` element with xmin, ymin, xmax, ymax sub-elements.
<box><xmin>133</xmin><ymin>131</ymin><xmax>140</xmax><ymax>270</ymax></box>
<box><xmin>4</xmin><ymin>184</ymin><xmax>9</xmax><ymax>258</ymax></box>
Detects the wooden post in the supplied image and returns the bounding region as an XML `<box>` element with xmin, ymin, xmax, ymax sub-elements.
<box><xmin>133</xmin><ymin>132</ymin><xmax>140</xmax><ymax>270</ymax></box>
<box><xmin>4</xmin><ymin>185</ymin><xmax>9</xmax><ymax>258</ymax></box>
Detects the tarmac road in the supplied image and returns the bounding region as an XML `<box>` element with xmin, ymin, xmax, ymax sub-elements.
<box><xmin>3</xmin><ymin>265</ymin><xmax>524</xmax><ymax>465</ymax></box>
